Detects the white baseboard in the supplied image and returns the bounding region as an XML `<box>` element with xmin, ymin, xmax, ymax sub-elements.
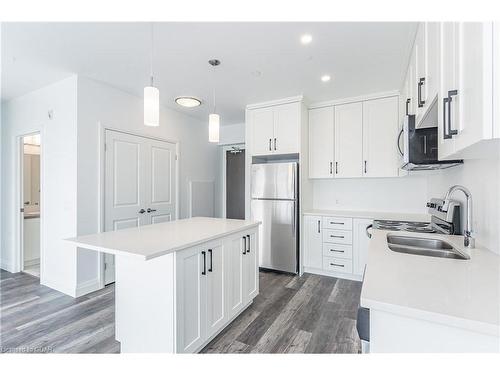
<box><xmin>24</xmin><ymin>258</ymin><xmax>40</xmax><ymax>267</ymax></box>
<box><xmin>75</xmin><ymin>278</ymin><xmax>101</xmax><ymax>298</ymax></box>
<box><xmin>303</xmin><ymin>266</ymin><xmax>363</xmax><ymax>282</ymax></box>
<box><xmin>0</xmin><ymin>260</ymin><xmax>14</xmax><ymax>273</ymax></box>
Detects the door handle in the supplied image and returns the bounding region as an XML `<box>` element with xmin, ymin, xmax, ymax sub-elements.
<box><xmin>246</xmin><ymin>235</ymin><xmax>250</xmax><ymax>253</ymax></box>
<box><xmin>138</xmin><ymin>209</ymin><xmax>146</xmax><ymax>214</ymax></box>
<box><xmin>317</xmin><ymin>220</ymin><xmax>321</xmax><ymax>234</ymax></box>
<box><xmin>405</xmin><ymin>98</ymin><xmax>410</xmax><ymax>115</ymax></box>
<box><xmin>329</xmin><ymin>161</ymin><xmax>333</xmax><ymax>175</ymax></box>
<box><xmin>447</xmin><ymin>90</ymin><xmax>458</xmax><ymax>139</ymax></box>
<box><xmin>330</xmin><ymin>235</ymin><xmax>345</xmax><ymax>239</ymax></box>
<box><xmin>147</xmin><ymin>208</ymin><xmax>157</xmax><ymax>213</ymax></box>
<box><xmin>269</xmin><ymin>138</ymin><xmax>272</xmax><ymax>151</ymax></box>
<box><xmin>201</xmin><ymin>251</ymin><xmax>206</xmax><ymax>275</ymax></box>
<box><xmin>330</xmin><ymin>249</ymin><xmax>345</xmax><ymax>253</ymax></box>
<box><xmin>330</xmin><ymin>263</ymin><xmax>345</xmax><ymax>267</ymax></box>
<box><xmin>273</xmin><ymin>138</ymin><xmax>277</xmax><ymax>151</ymax></box>
<box><xmin>242</xmin><ymin>236</ymin><xmax>247</xmax><ymax>255</ymax></box>
<box><xmin>418</xmin><ymin>77</ymin><xmax>426</xmax><ymax>108</ymax></box>
<box><xmin>335</xmin><ymin>162</ymin><xmax>338</xmax><ymax>174</ymax></box>
<box><xmin>208</xmin><ymin>249</ymin><xmax>213</xmax><ymax>272</ymax></box>
<box><xmin>364</xmin><ymin>160</ymin><xmax>367</xmax><ymax>174</ymax></box>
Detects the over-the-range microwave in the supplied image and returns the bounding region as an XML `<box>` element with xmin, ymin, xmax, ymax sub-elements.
<box><xmin>399</xmin><ymin>114</ymin><xmax>463</xmax><ymax>171</ymax></box>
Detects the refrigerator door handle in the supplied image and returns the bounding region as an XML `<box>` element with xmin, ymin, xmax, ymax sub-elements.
<box><xmin>292</xmin><ymin>201</ymin><xmax>296</xmax><ymax>236</ymax></box>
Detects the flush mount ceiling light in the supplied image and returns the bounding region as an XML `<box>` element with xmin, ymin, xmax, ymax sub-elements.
<box><xmin>144</xmin><ymin>23</ymin><xmax>159</xmax><ymax>127</ymax></box>
<box><xmin>208</xmin><ymin>59</ymin><xmax>221</xmax><ymax>143</ymax></box>
<box><xmin>300</xmin><ymin>34</ymin><xmax>313</xmax><ymax>44</ymax></box>
<box><xmin>175</xmin><ymin>96</ymin><xmax>202</xmax><ymax>108</ymax></box>
<box><xmin>321</xmin><ymin>74</ymin><xmax>331</xmax><ymax>82</ymax></box>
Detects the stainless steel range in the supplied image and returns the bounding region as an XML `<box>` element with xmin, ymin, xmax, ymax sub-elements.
<box><xmin>371</xmin><ymin>198</ymin><xmax>462</xmax><ymax>236</ymax></box>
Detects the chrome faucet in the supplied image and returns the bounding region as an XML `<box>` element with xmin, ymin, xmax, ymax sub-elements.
<box><xmin>442</xmin><ymin>185</ymin><xmax>475</xmax><ymax>248</ymax></box>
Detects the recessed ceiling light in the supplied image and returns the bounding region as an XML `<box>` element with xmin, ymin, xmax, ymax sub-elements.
<box><xmin>300</xmin><ymin>34</ymin><xmax>312</xmax><ymax>45</ymax></box>
<box><xmin>175</xmin><ymin>96</ymin><xmax>202</xmax><ymax>108</ymax></box>
<box><xmin>321</xmin><ymin>75</ymin><xmax>331</xmax><ymax>82</ymax></box>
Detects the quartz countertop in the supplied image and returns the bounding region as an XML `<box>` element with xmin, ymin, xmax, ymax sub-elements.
<box><xmin>303</xmin><ymin>209</ymin><xmax>430</xmax><ymax>222</ymax></box>
<box><xmin>361</xmin><ymin>229</ymin><xmax>500</xmax><ymax>336</ymax></box>
<box><xmin>66</xmin><ymin>217</ymin><xmax>260</xmax><ymax>261</ymax></box>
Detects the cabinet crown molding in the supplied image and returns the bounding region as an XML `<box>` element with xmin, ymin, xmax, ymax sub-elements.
<box><xmin>308</xmin><ymin>90</ymin><xmax>400</xmax><ymax>109</ymax></box>
<box><xmin>246</xmin><ymin>95</ymin><xmax>304</xmax><ymax>110</ymax></box>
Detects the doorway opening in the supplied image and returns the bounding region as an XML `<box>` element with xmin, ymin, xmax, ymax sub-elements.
<box><xmin>20</xmin><ymin>133</ymin><xmax>41</xmax><ymax>279</ymax></box>
<box><xmin>222</xmin><ymin>144</ymin><xmax>245</xmax><ymax>220</ymax></box>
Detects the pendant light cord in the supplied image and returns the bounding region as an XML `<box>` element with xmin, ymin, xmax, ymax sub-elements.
<box><xmin>150</xmin><ymin>22</ymin><xmax>154</xmax><ymax>87</ymax></box>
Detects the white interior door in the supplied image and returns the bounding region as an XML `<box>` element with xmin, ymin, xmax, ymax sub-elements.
<box><xmin>104</xmin><ymin>130</ymin><xmax>177</xmax><ymax>284</ymax></box>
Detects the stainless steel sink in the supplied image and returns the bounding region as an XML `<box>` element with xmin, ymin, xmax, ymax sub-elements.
<box><xmin>387</xmin><ymin>235</ymin><xmax>469</xmax><ymax>260</ymax></box>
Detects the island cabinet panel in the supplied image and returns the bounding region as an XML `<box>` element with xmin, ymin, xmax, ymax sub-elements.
<box><xmin>205</xmin><ymin>242</ymin><xmax>226</xmax><ymax>338</ymax></box>
<box><xmin>243</xmin><ymin>231</ymin><xmax>259</xmax><ymax>302</ymax></box>
<box><xmin>226</xmin><ymin>236</ymin><xmax>244</xmax><ymax>317</ymax></box>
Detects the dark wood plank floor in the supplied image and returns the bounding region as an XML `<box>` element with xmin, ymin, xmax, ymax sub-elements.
<box><xmin>1</xmin><ymin>269</ymin><xmax>362</xmax><ymax>354</ymax></box>
<box><xmin>201</xmin><ymin>270</ymin><xmax>362</xmax><ymax>353</ymax></box>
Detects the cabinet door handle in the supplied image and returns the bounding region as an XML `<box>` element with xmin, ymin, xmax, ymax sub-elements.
<box><xmin>447</xmin><ymin>90</ymin><xmax>458</xmax><ymax>138</ymax></box>
<box><xmin>335</xmin><ymin>162</ymin><xmax>338</xmax><ymax>174</ymax></box>
<box><xmin>146</xmin><ymin>208</ymin><xmax>156</xmax><ymax>213</ymax></box>
<box><xmin>274</xmin><ymin>138</ymin><xmax>277</xmax><ymax>151</ymax></box>
<box><xmin>138</xmin><ymin>209</ymin><xmax>146</xmax><ymax>214</ymax></box>
<box><xmin>405</xmin><ymin>98</ymin><xmax>410</xmax><ymax>116</ymax></box>
<box><xmin>269</xmin><ymin>138</ymin><xmax>272</xmax><ymax>151</ymax></box>
<box><xmin>242</xmin><ymin>236</ymin><xmax>247</xmax><ymax>255</ymax></box>
<box><xmin>418</xmin><ymin>77</ymin><xmax>426</xmax><ymax>108</ymax></box>
<box><xmin>208</xmin><ymin>249</ymin><xmax>213</xmax><ymax>272</ymax></box>
<box><xmin>329</xmin><ymin>222</ymin><xmax>344</xmax><ymax>225</ymax></box>
<box><xmin>330</xmin><ymin>263</ymin><xmax>345</xmax><ymax>267</ymax></box>
<box><xmin>330</xmin><ymin>249</ymin><xmax>345</xmax><ymax>253</ymax></box>
<box><xmin>443</xmin><ymin>96</ymin><xmax>450</xmax><ymax>139</ymax></box>
<box><xmin>201</xmin><ymin>251</ymin><xmax>206</xmax><ymax>275</ymax></box>
<box><xmin>246</xmin><ymin>235</ymin><xmax>250</xmax><ymax>253</ymax></box>
<box><xmin>330</xmin><ymin>235</ymin><xmax>345</xmax><ymax>239</ymax></box>
<box><xmin>364</xmin><ymin>160</ymin><xmax>367</xmax><ymax>174</ymax></box>
<box><xmin>317</xmin><ymin>220</ymin><xmax>321</xmax><ymax>233</ymax></box>
<box><xmin>329</xmin><ymin>161</ymin><xmax>333</xmax><ymax>175</ymax></box>
<box><xmin>366</xmin><ymin>224</ymin><xmax>373</xmax><ymax>239</ymax></box>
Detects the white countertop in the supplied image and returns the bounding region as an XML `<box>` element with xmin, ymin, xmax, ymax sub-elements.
<box><xmin>303</xmin><ymin>209</ymin><xmax>430</xmax><ymax>222</ymax></box>
<box><xmin>66</xmin><ymin>217</ymin><xmax>260</xmax><ymax>261</ymax></box>
<box><xmin>361</xmin><ymin>229</ymin><xmax>500</xmax><ymax>336</ymax></box>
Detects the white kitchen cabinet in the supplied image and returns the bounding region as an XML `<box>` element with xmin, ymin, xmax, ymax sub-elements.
<box><xmin>205</xmin><ymin>243</ymin><xmax>225</xmax><ymax>338</ymax></box>
<box><xmin>226</xmin><ymin>236</ymin><xmax>244</xmax><ymax>318</ymax></box>
<box><xmin>308</xmin><ymin>107</ymin><xmax>334</xmax><ymax>178</ymax></box>
<box><xmin>303</xmin><ymin>215</ymin><xmax>322</xmax><ymax>269</ymax></box>
<box><xmin>353</xmin><ymin>218</ymin><xmax>373</xmax><ymax>276</ymax></box>
<box><xmin>250</xmin><ymin>107</ymin><xmax>275</xmax><ymax>155</ymax></box>
<box><xmin>176</xmin><ymin>246</ymin><xmax>207</xmax><ymax>353</ymax></box>
<box><xmin>362</xmin><ymin>97</ymin><xmax>399</xmax><ymax>178</ymax></box>
<box><xmin>437</xmin><ymin>22</ymin><xmax>494</xmax><ymax>160</ymax></box>
<box><xmin>334</xmin><ymin>102</ymin><xmax>363</xmax><ymax>178</ymax></box>
<box><xmin>494</xmin><ymin>22</ymin><xmax>500</xmax><ymax>138</ymax></box>
<box><xmin>242</xmin><ymin>232</ymin><xmax>258</xmax><ymax>303</ymax></box>
<box><xmin>249</xmin><ymin>102</ymin><xmax>301</xmax><ymax>156</ymax></box>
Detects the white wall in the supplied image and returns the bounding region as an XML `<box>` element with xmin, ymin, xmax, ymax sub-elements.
<box><xmin>426</xmin><ymin>156</ymin><xmax>500</xmax><ymax>253</ymax></box>
<box><xmin>219</xmin><ymin>123</ymin><xmax>245</xmax><ymax>145</ymax></box>
<box><xmin>76</xmin><ymin>77</ymin><xmax>219</xmax><ymax>287</ymax></box>
<box><xmin>312</xmin><ymin>175</ymin><xmax>429</xmax><ymax>213</ymax></box>
<box><xmin>1</xmin><ymin>76</ymin><xmax>78</xmax><ymax>295</ymax></box>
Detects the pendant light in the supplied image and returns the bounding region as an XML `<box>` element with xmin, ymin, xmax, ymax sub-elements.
<box><xmin>144</xmin><ymin>23</ymin><xmax>159</xmax><ymax>127</ymax></box>
<box><xmin>208</xmin><ymin>59</ymin><xmax>220</xmax><ymax>143</ymax></box>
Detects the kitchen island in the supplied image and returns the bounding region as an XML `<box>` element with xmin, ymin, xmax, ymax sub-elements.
<box><xmin>67</xmin><ymin>217</ymin><xmax>260</xmax><ymax>353</ymax></box>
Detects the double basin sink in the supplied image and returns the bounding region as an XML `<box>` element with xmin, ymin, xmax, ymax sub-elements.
<box><xmin>387</xmin><ymin>235</ymin><xmax>469</xmax><ymax>260</ymax></box>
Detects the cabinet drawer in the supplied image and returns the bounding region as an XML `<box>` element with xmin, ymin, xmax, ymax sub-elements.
<box><xmin>322</xmin><ymin>229</ymin><xmax>352</xmax><ymax>245</ymax></box>
<box><xmin>322</xmin><ymin>216</ymin><xmax>353</xmax><ymax>230</ymax></box>
<box><xmin>323</xmin><ymin>256</ymin><xmax>353</xmax><ymax>274</ymax></box>
<box><xmin>322</xmin><ymin>244</ymin><xmax>352</xmax><ymax>259</ymax></box>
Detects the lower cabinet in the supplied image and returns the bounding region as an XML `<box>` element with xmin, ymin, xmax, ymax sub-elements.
<box><xmin>175</xmin><ymin>229</ymin><xmax>258</xmax><ymax>353</ymax></box>
<box><xmin>303</xmin><ymin>215</ymin><xmax>372</xmax><ymax>280</ymax></box>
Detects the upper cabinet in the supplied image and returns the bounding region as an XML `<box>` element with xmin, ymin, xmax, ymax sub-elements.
<box><xmin>334</xmin><ymin>102</ymin><xmax>363</xmax><ymax>178</ymax></box>
<box><xmin>308</xmin><ymin>95</ymin><xmax>399</xmax><ymax>179</ymax></box>
<box><xmin>247</xmin><ymin>101</ymin><xmax>301</xmax><ymax>156</ymax></box>
<box><xmin>362</xmin><ymin>96</ymin><xmax>399</xmax><ymax>178</ymax></box>
<box><xmin>438</xmin><ymin>22</ymin><xmax>495</xmax><ymax>159</ymax></box>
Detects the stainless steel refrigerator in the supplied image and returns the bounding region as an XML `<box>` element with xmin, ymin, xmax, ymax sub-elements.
<box><xmin>250</xmin><ymin>162</ymin><xmax>298</xmax><ymax>274</ymax></box>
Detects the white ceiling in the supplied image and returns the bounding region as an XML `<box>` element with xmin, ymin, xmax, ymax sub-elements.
<box><xmin>1</xmin><ymin>22</ymin><xmax>417</xmax><ymax>124</ymax></box>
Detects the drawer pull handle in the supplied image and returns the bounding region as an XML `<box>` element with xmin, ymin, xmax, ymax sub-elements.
<box><xmin>330</xmin><ymin>263</ymin><xmax>344</xmax><ymax>267</ymax></box>
<box><xmin>329</xmin><ymin>222</ymin><xmax>344</xmax><ymax>225</ymax></box>
<box><xmin>330</xmin><ymin>249</ymin><xmax>344</xmax><ymax>253</ymax></box>
<box><xmin>330</xmin><ymin>235</ymin><xmax>344</xmax><ymax>239</ymax></box>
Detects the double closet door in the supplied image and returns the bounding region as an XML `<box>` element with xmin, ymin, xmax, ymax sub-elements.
<box><xmin>104</xmin><ymin>130</ymin><xmax>177</xmax><ymax>284</ymax></box>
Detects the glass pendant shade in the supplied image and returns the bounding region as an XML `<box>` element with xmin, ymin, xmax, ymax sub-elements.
<box><xmin>144</xmin><ymin>86</ymin><xmax>159</xmax><ymax>127</ymax></box>
<box><xmin>208</xmin><ymin>113</ymin><xmax>220</xmax><ymax>143</ymax></box>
